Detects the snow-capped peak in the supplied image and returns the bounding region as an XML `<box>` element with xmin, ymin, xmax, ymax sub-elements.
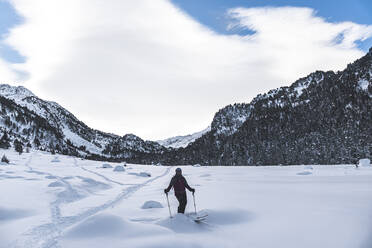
<box><xmin>0</xmin><ymin>84</ymin><xmax>35</xmax><ymax>100</ymax></box>
<box><xmin>156</xmin><ymin>126</ymin><xmax>211</xmax><ymax>149</ymax></box>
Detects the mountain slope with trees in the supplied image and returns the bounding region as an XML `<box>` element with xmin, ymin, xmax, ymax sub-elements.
<box><xmin>0</xmin><ymin>84</ymin><xmax>166</xmax><ymax>160</ymax></box>
<box><xmin>155</xmin><ymin>48</ymin><xmax>372</xmax><ymax>165</ymax></box>
<box><xmin>0</xmin><ymin>48</ymin><xmax>371</xmax><ymax>165</ymax></box>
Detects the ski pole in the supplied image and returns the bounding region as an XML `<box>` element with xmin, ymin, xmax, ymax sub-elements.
<box><xmin>192</xmin><ymin>192</ymin><xmax>197</xmax><ymax>215</ymax></box>
<box><xmin>166</xmin><ymin>193</ymin><xmax>172</xmax><ymax>218</ymax></box>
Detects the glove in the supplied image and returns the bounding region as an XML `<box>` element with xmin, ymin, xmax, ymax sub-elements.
<box><xmin>164</xmin><ymin>189</ymin><xmax>168</xmax><ymax>194</ymax></box>
<box><xmin>191</xmin><ymin>188</ymin><xmax>195</xmax><ymax>193</ymax></box>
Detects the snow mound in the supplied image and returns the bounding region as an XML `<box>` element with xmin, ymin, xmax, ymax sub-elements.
<box><xmin>297</xmin><ymin>171</ymin><xmax>313</xmax><ymax>175</ymax></box>
<box><xmin>156</xmin><ymin>213</ymin><xmax>207</xmax><ymax>233</ymax></box>
<box><xmin>63</xmin><ymin>214</ymin><xmax>168</xmax><ymax>239</ymax></box>
<box><xmin>102</xmin><ymin>163</ymin><xmax>113</xmax><ymax>168</ymax></box>
<box><xmin>141</xmin><ymin>201</ymin><xmax>163</xmax><ymax>209</ymax></box>
<box><xmin>193</xmin><ymin>164</ymin><xmax>201</xmax><ymax>167</ymax></box>
<box><xmin>0</xmin><ymin>206</ymin><xmax>33</xmax><ymax>221</ymax></box>
<box><xmin>48</xmin><ymin>181</ymin><xmax>64</xmax><ymax>187</ymax></box>
<box><xmin>51</xmin><ymin>156</ymin><xmax>60</xmax><ymax>163</ymax></box>
<box><xmin>304</xmin><ymin>165</ymin><xmax>313</xmax><ymax>170</ymax></box>
<box><xmin>139</xmin><ymin>172</ymin><xmax>151</xmax><ymax>177</ymax></box>
<box><xmin>113</xmin><ymin>165</ymin><xmax>125</xmax><ymax>172</ymax></box>
<box><xmin>358</xmin><ymin>158</ymin><xmax>371</xmax><ymax>167</ymax></box>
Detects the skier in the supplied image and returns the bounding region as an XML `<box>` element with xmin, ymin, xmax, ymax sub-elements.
<box><xmin>164</xmin><ymin>168</ymin><xmax>195</xmax><ymax>214</ymax></box>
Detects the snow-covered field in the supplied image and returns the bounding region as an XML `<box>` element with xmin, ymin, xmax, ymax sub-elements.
<box><xmin>1</xmin><ymin>149</ymin><xmax>372</xmax><ymax>248</ymax></box>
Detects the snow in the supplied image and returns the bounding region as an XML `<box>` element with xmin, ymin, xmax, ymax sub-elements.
<box><xmin>358</xmin><ymin>79</ymin><xmax>369</xmax><ymax>91</ymax></box>
<box><xmin>1</xmin><ymin>149</ymin><xmax>372</xmax><ymax>248</ymax></box>
<box><xmin>0</xmin><ymin>84</ymin><xmax>118</xmax><ymax>156</ymax></box>
<box><xmin>128</xmin><ymin>171</ymin><xmax>151</xmax><ymax>177</ymax></box>
<box><xmin>157</xmin><ymin>126</ymin><xmax>211</xmax><ymax>149</ymax></box>
<box><xmin>51</xmin><ymin>156</ymin><xmax>61</xmax><ymax>162</ymax></box>
<box><xmin>48</xmin><ymin>181</ymin><xmax>64</xmax><ymax>187</ymax></box>
<box><xmin>61</xmin><ymin>213</ymin><xmax>169</xmax><ymax>248</ymax></box>
<box><xmin>359</xmin><ymin>158</ymin><xmax>371</xmax><ymax>167</ymax></box>
<box><xmin>62</xmin><ymin>127</ymin><xmax>103</xmax><ymax>154</ymax></box>
<box><xmin>141</xmin><ymin>201</ymin><xmax>163</xmax><ymax>209</ymax></box>
<box><xmin>113</xmin><ymin>165</ymin><xmax>125</xmax><ymax>172</ymax></box>
<box><xmin>0</xmin><ymin>207</ymin><xmax>33</xmax><ymax>221</ymax></box>
<box><xmin>200</xmin><ymin>173</ymin><xmax>211</xmax><ymax>177</ymax></box>
<box><xmin>295</xmin><ymin>84</ymin><xmax>307</xmax><ymax>96</ymax></box>
<box><xmin>102</xmin><ymin>163</ymin><xmax>113</xmax><ymax>168</ymax></box>
<box><xmin>297</xmin><ymin>171</ymin><xmax>313</xmax><ymax>175</ymax></box>
<box><xmin>0</xmin><ymin>84</ymin><xmax>35</xmax><ymax>102</ymax></box>
<box><xmin>139</xmin><ymin>172</ymin><xmax>151</xmax><ymax>177</ymax></box>
<box><xmin>156</xmin><ymin>213</ymin><xmax>205</xmax><ymax>233</ymax></box>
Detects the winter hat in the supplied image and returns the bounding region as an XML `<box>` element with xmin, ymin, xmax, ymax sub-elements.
<box><xmin>175</xmin><ymin>168</ymin><xmax>182</xmax><ymax>173</ymax></box>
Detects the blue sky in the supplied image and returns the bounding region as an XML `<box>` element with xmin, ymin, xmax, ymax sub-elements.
<box><xmin>1</xmin><ymin>0</ymin><xmax>372</xmax><ymax>63</ymax></box>
<box><xmin>0</xmin><ymin>0</ymin><xmax>24</xmax><ymax>63</ymax></box>
<box><xmin>171</xmin><ymin>0</ymin><xmax>372</xmax><ymax>50</ymax></box>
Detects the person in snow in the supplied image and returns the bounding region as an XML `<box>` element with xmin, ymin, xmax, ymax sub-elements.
<box><xmin>164</xmin><ymin>168</ymin><xmax>195</xmax><ymax>214</ymax></box>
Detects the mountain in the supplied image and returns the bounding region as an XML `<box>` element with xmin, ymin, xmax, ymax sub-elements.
<box><xmin>156</xmin><ymin>126</ymin><xmax>211</xmax><ymax>149</ymax></box>
<box><xmin>0</xmin><ymin>84</ymin><xmax>166</xmax><ymax>160</ymax></box>
<box><xmin>153</xmin><ymin>48</ymin><xmax>372</xmax><ymax>165</ymax></box>
<box><xmin>1</xmin><ymin>48</ymin><xmax>371</xmax><ymax>165</ymax></box>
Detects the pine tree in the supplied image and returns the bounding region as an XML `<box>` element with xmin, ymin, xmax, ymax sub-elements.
<box><xmin>14</xmin><ymin>139</ymin><xmax>23</xmax><ymax>155</ymax></box>
<box><xmin>0</xmin><ymin>133</ymin><xmax>11</xmax><ymax>149</ymax></box>
<box><xmin>1</xmin><ymin>154</ymin><xmax>9</xmax><ymax>163</ymax></box>
<box><xmin>33</xmin><ymin>138</ymin><xmax>41</xmax><ymax>147</ymax></box>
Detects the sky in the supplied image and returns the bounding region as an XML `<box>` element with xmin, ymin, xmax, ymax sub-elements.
<box><xmin>0</xmin><ymin>0</ymin><xmax>371</xmax><ymax>140</ymax></box>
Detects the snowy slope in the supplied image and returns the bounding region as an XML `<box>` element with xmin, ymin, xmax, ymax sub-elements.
<box><xmin>0</xmin><ymin>48</ymin><xmax>371</xmax><ymax>164</ymax></box>
<box><xmin>164</xmin><ymin>48</ymin><xmax>372</xmax><ymax>165</ymax></box>
<box><xmin>156</xmin><ymin>126</ymin><xmax>211</xmax><ymax>148</ymax></box>
<box><xmin>1</xmin><ymin>150</ymin><xmax>371</xmax><ymax>248</ymax></box>
<box><xmin>211</xmin><ymin>103</ymin><xmax>251</xmax><ymax>137</ymax></box>
<box><xmin>0</xmin><ymin>84</ymin><xmax>166</xmax><ymax>158</ymax></box>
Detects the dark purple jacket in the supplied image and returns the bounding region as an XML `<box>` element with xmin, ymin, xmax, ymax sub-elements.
<box><xmin>166</xmin><ymin>175</ymin><xmax>193</xmax><ymax>194</ymax></box>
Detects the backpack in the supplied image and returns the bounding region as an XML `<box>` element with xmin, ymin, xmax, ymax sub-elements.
<box><xmin>173</xmin><ymin>176</ymin><xmax>185</xmax><ymax>193</ymax></box>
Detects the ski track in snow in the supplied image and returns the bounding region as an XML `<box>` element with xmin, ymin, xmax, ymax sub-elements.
<box><xmin>73</xmin><ymin>158</ymin><xmax>128</xmax><ymax>186</ymax></box>
<box><xmin>8</xmin><ymin>156</ymin><xmax>172</xmax><ymax>248</ymax></box>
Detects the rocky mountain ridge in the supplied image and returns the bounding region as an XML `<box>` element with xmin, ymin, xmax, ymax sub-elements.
<box><xmin>0</xmin><ymin>47</ymin><xmax>371</xmax><ymax>165</ymax></box>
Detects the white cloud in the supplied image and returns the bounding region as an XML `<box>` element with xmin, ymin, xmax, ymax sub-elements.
<box><xmin>0</xmin><ymin>57</ymin><xmax>18</xmax><ymax>82</ymax></box>
<box><xmin>3</xmin><ymin>2</ymin><xmax>372</xmax><ymax>140</ymax></box>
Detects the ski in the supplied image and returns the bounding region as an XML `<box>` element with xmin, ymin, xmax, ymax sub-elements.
<box><xmin>193</xmin><ymin>214</ymin><xmax>208</xmax><ymax>223</ymax></box>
